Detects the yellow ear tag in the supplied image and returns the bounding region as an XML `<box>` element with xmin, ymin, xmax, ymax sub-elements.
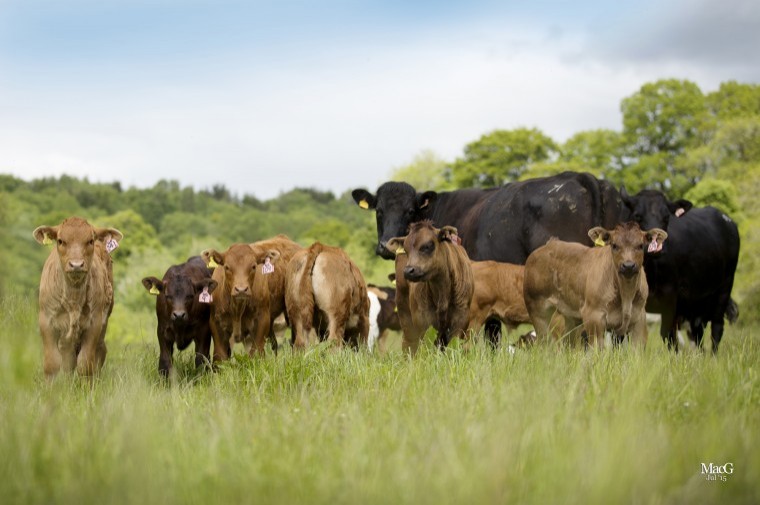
<box><xmin>391</xmin><ymin>279</ymin><xmax>397</xmax><ymax>287</ymax></box>
<box><xmin>395</xmin><ymin>246</ymin><xmax>406</xmax><ymax>255</ymax></box>
<box><xmin>149</xmin><ymin>285</ymin><xmax>160</xmax><ymax>295</ymax></box>
<box><xmin>208</xmin><ymin>257</ymin><xmax>219</xmax><ymax>269</ymax></box>
<box><xmin>594</xmin><ymin>237</ymin><xmax>606</xmax><ymax>247</ymax></box>
<box><xmin>42</xmin><ymin>232</ymin><xmax>52</xmax><ymax>245</ymax></box>
<box><xmin>359</xmin><ymin>199</ymin><xmax>369</xmax><ymax>209</ymax></box>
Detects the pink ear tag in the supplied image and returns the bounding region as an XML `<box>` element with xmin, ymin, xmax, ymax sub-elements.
<box><xmin>450</xmin><ymin>233</ymin><xmax>462</xmax><ymax>246</ymax></box>
<box><xmin>199</xmin><ymin>286</ymin><xmax>213</xmax><ymax>304</ymax></box>
<box><xmin>647</xmin><ymin>238</ymin><xmax>661</xmax><ymax>253</ymax></box>
<box><xmin>105</xmin><ymin>236</ymin><xmax>119</xmax><ymax>254</ymax></box>
<box><xmin>262</xmin><ymin>257</ymin><xmax>274</xmax><ymax>275</ymax></box>
<box><xmin>675</xmin><ymin>208</ymin><xmax>685</xmax><ymax>217</ymax></box>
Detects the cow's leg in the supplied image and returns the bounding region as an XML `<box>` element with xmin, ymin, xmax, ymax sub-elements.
<box><xmin>628</xmin><ymin>316</ymin><xmax>648</xmax><ymax>349</ymax></box>
<box><xmin>688</xmin><ymin>317</ymin><xmax>706</xmax><ymax>351</ymax></box>
<box><xmin>268</xmin><ymin>328</ymin><xmax>279</xmax><ymax>356</ymax></box>
<box><xmin>40</xmin><ymin>315</ymin><xmax>62</xmax><ymax>379</ymax></box>
<box><xmin>581</xmin><ymin>309</ymin><xmax>604</xmax><ymax>350</ymax></box>
<box><xmin>249</xmin><ymin>316</ymin><xmax>271</xmax><ymax>357</ymax></box>
<box><xmin>710</xmin><ymin>317</ymin><xmax>725</xmax><ymax>355</ymax></box>
<box><xmin>325</xmin><ymin>311</ymin><xmax>348</xmax><ymax>349</ymax></box>
<box><xmin>194</xmin><ymin>331</ymin><xmax>212</xmax><ymax>370</ymax></box>
<box><xmin>357</xmin><ymin>311</ymin><xmax>370</xmax><ymax>350</ymax></box>
<box><xmin>525</xmin><ymin>298</ymin><xmax>554</xmax><ymax>344</ymax></box>
<box><xmin>660</xmin><ymin>308</ymin><xmax>678</xmax><ymax>352</ymax></box>
<box><xmin>209</xmin><ymin>316</ymin><xmax>230</xmax><ymax>363</ymax></box>
<box><xmin>76</xmin><ymin>320</ymin><xmax>107</xmax><ymax>376</ymax></box>
<box><xmin>158</xmin><ymin>332</ymin><xmax>173</xmax><ymax>377</ymax></box>
<box><xmin>484</xmin><ymin>318</ymin><xmax>501</xmax><ymax>349</ymax></box>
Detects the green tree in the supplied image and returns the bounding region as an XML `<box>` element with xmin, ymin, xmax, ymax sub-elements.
<box><xmin>705</xmin><ymin>80</ymin><xmax>760</xmax><ymax>120</ymax></box>
<box><xmin>683</xmin><ymin>178</ymin><xmax>741</xmax><ymax>218</ymax></box>
<box><xmin>561</xmin><ymin>129</ymin><xmax>625</xmax><ymax>177</ymax></box>
<box><xmin>621</xmin><ymin>79</ymin><xmax>711</xmax><ymax>195</ymax></box>
<box><xmin>449</xmin><ymin>128</ymin><xmax>558</xmax><ymax>187</ymax></box>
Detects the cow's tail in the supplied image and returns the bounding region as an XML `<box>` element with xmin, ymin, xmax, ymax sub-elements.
<box><xmin>726</xmin><ymin>298</ymin><xmax>739</xmax><ymax>324</ymax></box>
<box><xmin>297</xmin><ymin>243</ymin><xmax>324</xmax><ymax>331</ymax></box>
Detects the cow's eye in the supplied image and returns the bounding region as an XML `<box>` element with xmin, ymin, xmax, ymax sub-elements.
<box><xmin>88</xmin><ymin>239</ymin><xmax>94</xmax><ymax>246</ymax></box>
<box><xmin>406</xmin><ymin>208</ymin><xmax>415</xmax><ymax>216</ymax></box>
<box><xmin>611</xmin><ymin>243</ymin><xmax>620</xmax><ymax>251</ymax></box>
<box><xmin>57</xmin><ymin>239</ymin><xmax>64</xmax><ymax>246</ymax></box>
<box><xmin>420</xmin><ymin>241</ymin><xmax>434</xmax><ymax>254</ymax></box>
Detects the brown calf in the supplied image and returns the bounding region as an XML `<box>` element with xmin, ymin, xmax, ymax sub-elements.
<box><xmin>387</xmin><ymin>221</ymin><xmax>473</xmax><ymax>353</ymax></box>
<box><xmin>285</xmin><ymin>242</ymin><xmax>369</xmax><ymax>349</ymax></box>
<box><xmin>524</xmin><ymin>222</ymin><xmax>667</xmax><ymax>348</ymax></box>
<box><xmin>201</xmin><ymin>242</ymin><xmax>282</xmax><ymax>361</ymax></box>
<box><xmin>33</xmin><ymin>217</ymin><xmax>123</xmax><ymax>378</ymax></box>
<box><xmin>466</xmin><ymin>260</ymin><xmax>531</xmax><ymax>346</ymax></box>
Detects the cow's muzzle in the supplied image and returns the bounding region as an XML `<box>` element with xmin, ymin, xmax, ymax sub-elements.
<box><xmin>376</xmin><ymin>242</ymin><xmax>396</xmax><ymax>260</ymax></box>
<box><xmin>171</xmin><ymin>310</ymin><xmax>188</xmax><ymax>322</ymax></box>
<box><xmin>403</xmin><ymin>266</ymin><xmax>425</xmax><ymax>282</ymax></box>
<box><xmin>619</xmin><ymin>261</ymin><xmax>639</xmax><ymax>278</ymax></box>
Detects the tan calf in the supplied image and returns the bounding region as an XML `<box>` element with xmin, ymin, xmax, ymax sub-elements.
<box><xmin>467</xmin><ymin>260</ymin><xmax>531</xmax><ymax>344</ymax></box>
<box><xmin>33</xmin><ymin>217</ymin><xmax>123</xmax><ymax>378</ymax></box>
<box><xmin>387</xmin><ymin>221</ymin><xmax>473</xmax><ymax>354</ymax></box>
<box><xmin>524</xmin><ymin>222</ymin><xmax>667</xmax><ymax>348</ymax></box>
<box><xmin>285</xmin><ymin>242</ymin><xmax>369</xmax><ymax>349</ymax></box>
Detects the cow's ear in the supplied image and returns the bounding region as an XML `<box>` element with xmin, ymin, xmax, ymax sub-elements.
<box><xmin>201</xmin><ymin>249</ymin><xmax>224</xmax><ymax>268</ymax></box>
<box><xmin>33</xmin><ymin>226</ymin><xmax>58</xmax><ymax>245</ymax></box>
<box><xmin>260</xmin><ymin>249</ymin><xmax>281</xmax><ymax>264</ymax></box>
<box><xmin>195</xmin><ymin>278</ymin><xmax>218</xmax><ymax>294</ymax></box>
<box><xmin>668</xmin><ymin>199</ymin><xmax>692</xmax><ymax>217</ymax></box>
<box><xmin>352</xmin><ymin>189</ymin><xmax>376</xmax><ymax>210</ymax></box>
<box><xmin>142</xmin><ymin>277</ymin><xmax>163</xmax><ymax>295</ymax></box>
<box><xmin>95</xmin><ymin>227</ymin><xmax>123</xmax><ymax>243</ymax></box>
<box><xmin>588</xmin><ymin>227</ymin><xmax>611</xmax><ymax>247</ymax></box>
<box><xmin>645</xmin><ymin>228</ymin><xmax>668</xmax><ymax>246</ymax></box>
<box><xmin>417</xmin><ymin>191</ymin><xmax>437</xmax><ymax>210</ymax></box>
<box><xmin>438</xmin><ymin>225</ymin><xmax>459</xmax><ymax>243</ymax></box>
<box><xmin>386</xmin><ymin>237</ymin><xmax>407</xmax><ymax>256</ymax></box>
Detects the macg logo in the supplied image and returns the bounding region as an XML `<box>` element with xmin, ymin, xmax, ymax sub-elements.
<box><xmin>700</xmin><ymin>462</ymin><xmax>734</xmax><ymax>482</ymax></box>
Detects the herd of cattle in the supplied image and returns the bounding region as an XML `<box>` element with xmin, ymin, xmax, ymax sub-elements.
<box><xmin>32</xmin><ymin>171</ymin><xmax>740</xmax><ymax>378</ymax></box>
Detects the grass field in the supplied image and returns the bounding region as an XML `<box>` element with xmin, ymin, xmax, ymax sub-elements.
<box><xmin>1</xmin><ymin>293</ymin><xmax>758</xmax><ymax>505</ymax></box>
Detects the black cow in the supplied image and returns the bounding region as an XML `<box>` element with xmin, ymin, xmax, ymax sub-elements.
<box><xmin>142</xmin><ymin>256</ymin><xmax>218</xmax><ymax>376</ymax></box>
<box><xmin>353</xmin><ymin>172</ymin><xmax>624</xmax><ymax>345</ymax></box>
<box><xmin>620</xmin><ymin>188</ymin><xmax>740</xmax><ymax>353</ymax></box>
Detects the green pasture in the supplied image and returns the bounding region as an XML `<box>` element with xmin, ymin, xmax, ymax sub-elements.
<box><xmin>1</xmin><ymin>294</ymin><xmax>757</xmax><ymax>505</ymax></box>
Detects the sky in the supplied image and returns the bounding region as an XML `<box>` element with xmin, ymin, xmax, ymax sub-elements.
<box><xmin>1</xmin><ymin>0</ymin><xmax>758</xmax><ymax>200</ymax></box>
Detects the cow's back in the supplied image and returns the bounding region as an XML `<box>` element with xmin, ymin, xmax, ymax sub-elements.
<box><xmin>473</xmin><ymin>172</ymin><xmax>623</xmax><ymax>263</ymax></box>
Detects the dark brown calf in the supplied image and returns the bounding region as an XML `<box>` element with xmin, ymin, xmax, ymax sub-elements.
<box><xmin>387</xmin><ymin>221</ymin><xmax>473</xmax><ymax>353</ymax></box>
<box><xmin>142</xmin><ymin>256</ymin><xmax>217</xmax><ymax>376</ymax></box>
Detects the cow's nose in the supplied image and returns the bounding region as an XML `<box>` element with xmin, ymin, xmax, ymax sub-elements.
<box><xmin>171</xmin><ymin>310</ymin><xmax>187</xmax><ymax>321</ymax></box>
<box><xmin>619</xmin><ymin>261</ymin><xmax>638</xmax><ymax>277</ymax></box>
<box><xmin>403</xmin><ymin>266</ymin><xmax>423</xmax><ymax>281</ymax></box>
<box><xmin>376</xmin><ymin>242</ymin><xmax>395</xmax><ymax>259</ymax></box>
<box><xmin>68</xmin><ymin>260</ymin><xmax>85</xmax><ymax>271</ymax></box>
<box><xmin>233</xmin><ymin>285</ymin><xmax>249</xmax><ymax>295</ymax></box>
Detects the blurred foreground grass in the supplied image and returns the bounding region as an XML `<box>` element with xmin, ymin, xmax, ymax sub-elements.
<box><xmin>1</xmin><ymin>294</ymin><xmax>758</xmax><ymax>505</ymax></box>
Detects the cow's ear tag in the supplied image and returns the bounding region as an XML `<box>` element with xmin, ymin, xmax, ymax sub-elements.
<box><xmin>358</xmin><ymin>199</ymin><xmax>369</xmax><ymax>209</ymax></box>
<box><xmin>393</xmin><ymin>305</ymin><xmax>398</xmax><ymax>313</ymax></box>
<box><xmin>647</xmin><ymin>238</ymin><xmax>662</xmax><ymax>253</ymax></box>
<box><xmin>149</xmin><ymin>285</ymin><xmax>160</xmax><ymax>296</ymax></box>
<box><xmin>675</xmin><ymin>208</ymin><xmax>685</xmax><ymax>217</ymax></box>
<box><xmin>42</xmin><ymin>233</ymin><xmax>53</xmax><ymax>245</ymax></box>
<box><xmin>207</xmin><ymin>257</ymin><xmax>219</xmax><ymax>269</ymax></box>
<box><xmin>593</xmin><ymin>237</ymin><xmax>606</xmax><ymax>247</ymax></box>
<box><xmin>395</xmin><ymin>246</ymin><xmax>406</xmax><ymax>255</ymax></box>
<box><xmin>262</xmin><ymin>257</ymin><xmax>274</xmax><ymax>275</ymax></box>
<box><xmin>391</xmin><ymin>278</ymin><xmax>397</xmax><ymax>287</ymax></box>
<box><xmin>199</xmin><ymin>286</ymin><xmax>213</xmax><ymax>304</ymax></box>
<box><xmin>105</xmin><ymin>235</ymin><xmax>119</xmax><ymax>254</ymax></box>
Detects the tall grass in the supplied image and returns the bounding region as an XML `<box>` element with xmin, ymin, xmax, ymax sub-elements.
<box><xmin>1</xmin><ymin>294</ymin><xmax>757</xmax><ymax>504</ymax></box>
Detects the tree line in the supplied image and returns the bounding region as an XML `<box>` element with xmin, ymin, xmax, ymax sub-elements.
<box><xmin>2</xmin><ymin>78</ymin><xmax>760</xmax><ymax>336</ymax></box>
